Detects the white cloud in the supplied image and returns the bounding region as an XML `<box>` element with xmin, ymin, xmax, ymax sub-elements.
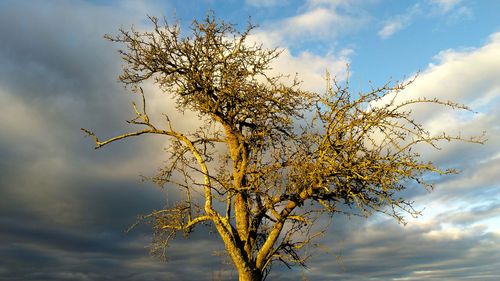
<box><xmin>271</xmin><ymin>31</ymin><xmax>500</xmax><ymax>274</ymax></box>
<box><xmin>289</xmin><ymin>8</ymin><xmax>334</xmax><ymax>31</ymax></box>
<box><xmin>306</xmin><ymin>0</ymin><xmax>370</xmax><ymax>8</ymax></box>
<box><xmin>247</xmin><ymin>30</ymin><xmax>351</xmax><ymax>92</ymax></box>
<box><xmin>242</xmin><ymin>0</ymin><xmax>364</xmax><ymax>84</ymax></box>
<box><xmin>371</xmin><ymin>34</ymin><xmax>500</xmax><ymax>199</ymax></box>
<box><xmin>430</xmin><ymin>0</ymin><xmax>464</xmax><ymax>13</ymax></box>
<box><xmin>378</xmin><ymin>1</ymin><xmax>473</xmax><ymax>39</ymax></box>
<box><xmin>255</xmin><ymin>0</ymin><xmax>369</xmax><ymax>46</ymax></box>
<box><xmin>398</xmin><ymin>31</ymin><xmax>500</xmax><ymax>117</ymax></box>
<box><xmin>377</xmin><ymin>3</ymin><xmax>420</xmax><ymax>39</ymax></box>
<box><xmin>426</xmin><ymin>0</ymin><xmax>474</xmax><ymax>25</ymax></box>
<box><xmin>387</xmin><ymin>31</ymin><xmax>500</xmax><ymax>252</ymax></box>
<box><xmin>245</xmin><ymin>0</ymin><xmax>284</xmax><ymax>7</ymax></box>
<box><xmin>354</xmin><ymin>34</ymin><xmax>500</xmax><ymax>276</ymax></box>
<box><xmin>273</xmin><ymin>49</ymin><xmax>350</xmax><ymax>92</ymax></box>
<box><xmin>378</xmin><ymin>20</ymin><xmax>405</xmax><ymax>39</ymax></box>
<box><xmin>281</xmin><ymin>8</ymin><xmax>358</xmax><ymax>41</ymax></box>
<box><xmin>371</xmin><ymin>32</ymin><xmax>500</xmax><ymax>137</ymax></box>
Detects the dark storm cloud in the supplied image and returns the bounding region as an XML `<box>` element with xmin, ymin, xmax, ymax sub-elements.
<box><xmin>0</xmin><ymin>1</ymin><xmax>188</xmax><ymax>280</ymax></box>
<box><xmin>267</xmin><ymin>215</ymin><xmax>500</xmax><ymax>281</ymax></box>
<box><xmin>0</xmin><ymin>214</ymin><xmax>231</xmax><ymax>281</ymax></box>
<box><xmin>0</xmin><ymin>1</ymin><xmax>120</xmax><ymax>91</ymax></box>
<box><xmin>0</xmin><ymin>1</ymin><xmax>234</xmax><ymax>279</ymax></box>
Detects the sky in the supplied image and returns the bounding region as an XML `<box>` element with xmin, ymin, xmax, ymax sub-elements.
<box><xmin>1</xmin><ymin>0</ymin><xmax>499</xmax><ymax>280</ymax></box>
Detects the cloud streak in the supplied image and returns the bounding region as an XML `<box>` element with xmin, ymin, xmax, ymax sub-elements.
<box><xmin>377</xmin><ymin>3</ymin><xmax>421</xmax><ymax>39</ymax></box>
<box><xmin>377</xmin><ymin>0</ymin><xmax>473</xmax><ymax>39</ymax></box>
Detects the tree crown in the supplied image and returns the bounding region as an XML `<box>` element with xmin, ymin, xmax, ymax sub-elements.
<box><xmin>83</xmin><ymin>12</ymin><xmax>485</xmax><ymax>280</ymax></box>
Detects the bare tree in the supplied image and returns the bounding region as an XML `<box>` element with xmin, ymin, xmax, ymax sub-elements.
<box><xmin>82</xmin><ymin>12</ymin><xmax>485</xmax><ymax>281</ymax></box>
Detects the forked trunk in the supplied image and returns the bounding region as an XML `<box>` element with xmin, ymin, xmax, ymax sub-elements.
<box><xmin>237</xmin><ymin>267</ymin><xmax>262</xmax><ymax>281</ymax></box>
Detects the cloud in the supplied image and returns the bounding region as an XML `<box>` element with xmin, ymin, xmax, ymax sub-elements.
<box><xmin>292</xmin><ymin>213</ymin><xmax>500</xmax><ymax>280</ymax></box>
<box><xmin>371</xmin><ymin>32</ymin><xmax>500</xmax><ymax>157</ymax></box>
<box><xmin>244</xmin><ymin>2</ymin><xmax>361</xmax><ymax>90</ymax></box>
<box><xmin>396</xmin><ymin>31</ymin><xmax>500</xmax><ymax>123</ymax></box>
<box><xmin>377</xmin><ymin>1</ymin><xmax>473</xmax><ymax>39</ymax></box>
<box><xmin>378</xmin><ymin>20</ymin><xmax>406</xmax><ymax>39</ymax></box>
<box><xmin>246</xmin><ymin>27</ymin><xmax>353</xmax><ymax>94</ymax></box>
<box><xmin>374</xmin><ymin>32</ymin><xmax>500</xmax><ymax>216</ymax></box>
<box><xmin>430</xmin><ymin>0</ymin><xmax>464</xmax><ymax>13</ymax></box>
<box><xmin>279</xmin><ymin>29</ymin><xmax>500</xmax><ymax>281</ymax></box>
<box><xmin>289</xmin><ymin>7</ymin><xmax>334</xmax><ymax>31</ymax></box>
<box><xmin>0</xmin><ymin>1</ymin><xmax>348</xmax><ymax>279</ymax></box>
<box><xmin>0</xmin><ymin>213</ymin><xmax>229</xmax><ymax>281</ymax></box>
<box><xmin>262</xmin><ymin>210</ymin><xmax>500</xmax><ymax>280</ymax></box>
<box><xmin>427</xmin><ymin>0</ymin><xmax>474</xmax><ymax>24</ymax></box>
<box><xmin>254</xmin><ymin>0</ymin><xmax>370</xmax><ymax>47</ymax></box>
<box><xmin>378</xmin><ymin>3</ymin><xmax>420</xmax><ymax>39</ymax></box>
<box><xmin>269</xmin><ymin>48</ymin><xmax>351</xmax><ymax>92</ymax></box>
<box><xmin>245</xmin><ymin>0</ymin><xmax>285</xmax><ymax>7</ymax></box>
<box><xmin>1</xmin><ymin>1</ymin><xmax>499</xmax><ymax>280</ymax></box>
<box><xmin>0</xmin><ymin>1</ymin><xmax>182</xmax><ymax>278</ymax></box>
<box><xmin>0</xmin><ymin>0</ymin><xmax>178</xmax><ymax>224</ymax></box>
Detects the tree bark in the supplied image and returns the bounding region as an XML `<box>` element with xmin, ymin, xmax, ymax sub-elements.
<box><xmin>223</xmin><ymin>124</ymin><xmax>251</xmax><ymax>252</ymax></box>
<box><xmin>237</xmin><ymin>267</ymin><xmax>262</xmax><ymax>281</ymax></box>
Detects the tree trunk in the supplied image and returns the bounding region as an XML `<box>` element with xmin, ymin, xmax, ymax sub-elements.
<box><xmin>237</xmin><ymin>267</ymin><xmax>262</xmax><ymax>281</ymax></box>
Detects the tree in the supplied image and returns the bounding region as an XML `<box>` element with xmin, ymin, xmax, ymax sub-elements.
<box><xmin>82</xmin><ymin>12</ymin><xmax>485</xmax><ymax>281</ymax></box>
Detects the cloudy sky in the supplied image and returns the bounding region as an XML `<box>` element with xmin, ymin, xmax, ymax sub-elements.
<box><xmin>1</xmin><ymin>0</ymin><xmax>499</xmax><ymax>280</ymax></box>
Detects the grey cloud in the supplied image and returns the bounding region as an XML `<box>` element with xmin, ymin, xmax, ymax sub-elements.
<box><xmin>0</xmin><ymin>1</ymin><xmax>119</xmax><ymax>98</ymax></box>
<box><xmin>296</xmin><ymin>216</ymin><xmax>500</xmax><ymax>280</ymax></box>
<box><xmin>443</xmin><ymin>202</ymin><xmax>500</xmax><ymax>226</ymax></box>
<box><xmin>0</xmin><ymin>218</ymin><xmax>230</xmax><ymax>281</ymax></box>
<box><xmin>0</xmin><ymin>1</ymin><xmax>186</xmax><ymax>280</ymax></box>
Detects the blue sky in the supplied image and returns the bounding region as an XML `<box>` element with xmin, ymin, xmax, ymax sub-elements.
<box><xmin>1</xmin><ymin>0</ymin><xmax>499</xmax><ymax>280</ymax></box>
